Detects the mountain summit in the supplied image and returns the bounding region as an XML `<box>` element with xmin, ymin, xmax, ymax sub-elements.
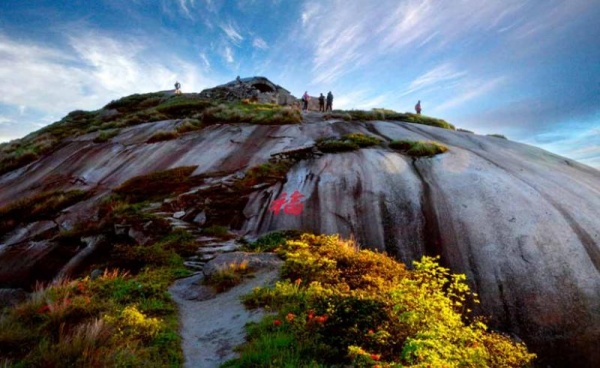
<box><xmin>1</xmin><ymin>78</ymin><xmax>599</xmax><ymax>367</ymax></box>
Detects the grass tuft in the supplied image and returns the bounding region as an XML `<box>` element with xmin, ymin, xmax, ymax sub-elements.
<box><xmin>147</xmin><ymin>131</ymin><xmax>179</xmax><ymax>143</ymax></box>
<box><xmin>389</xmin><ymin>140</ymin><xmax>448</xmax><ymax>157</ymax></box>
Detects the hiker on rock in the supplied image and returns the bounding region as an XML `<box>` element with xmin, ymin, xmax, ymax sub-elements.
<box><xmin>302</xmin><ymin>91</ymin><xmax>310</xmax><ymax>111</ymax></box>
<box><xmin>415</xmin><ymin>100</ymin><xmax>422</xmax><ymax>115</ymax></box>
<box><xmin>326</xmin><ymin>91</ymin><xmax>333</xmax><ymax>111</ymax></box>
<box><xmin>174</xmin><ymin>81</ymin><xmax>181</xmax><ymax>95</ymax></box>
<box><xmin>318</xmin><ymin>93</ymin><xmax>325</xmax><ymax>112</ymax></box>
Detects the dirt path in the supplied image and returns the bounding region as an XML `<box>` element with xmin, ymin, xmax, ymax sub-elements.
<box><xmin>170</xmin><ymin>256</ymin><xmax>281</xmax><ymax>368</ymax></box>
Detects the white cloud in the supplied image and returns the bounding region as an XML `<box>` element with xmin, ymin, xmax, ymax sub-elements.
<box><xmin>252</xmin><ymin>37</ymin><xmax>268</xmax><ymax>50</ymax></box>
<box><xmin>199</xmin><ymin>53</ymin><xmax>211</xmax><ymax>68</ymax></box>
<box><xmin>177</xmin><ymin>0</ymin><xmax>196</xmax><ymax>19</ymax></box>
<box><xmin>0</xmin><ymin>31</ymin><xmax>217</xmax><ymax>140</ymax></box>
<box><xmin>435</xmin><ymin>77</ymin><xmax>506</xmax><ymax>110</ymax></box>
<box><xmin>401</xmin><ymin>63</ymin><xmax>467</xmax><ymax>97</ymax></box>
<box><xmin>223</xmin><ymin>45</ymin><xmax>234</xmax><ymax>63</ymax></box>
<box><xmin>220</xmin><ymin>21</ymin><xmax>244</xmax><ymax>45</ymax></box>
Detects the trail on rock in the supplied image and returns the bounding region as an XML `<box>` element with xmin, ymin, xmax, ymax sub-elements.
<box><xmin>170</xmin><ymin>263</ymin><xmax>281</xmax><ymax>368</ymax></box>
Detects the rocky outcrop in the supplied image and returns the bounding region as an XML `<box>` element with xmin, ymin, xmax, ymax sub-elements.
<box><xmin>0</xmin><ymin>114</ymin><xmax>599</xmax><ymax>366</ymax></box>
<box><xmin>199</xmin><ymin>76</ymin><xmax>296</xmax><ymax>105</ymax></box>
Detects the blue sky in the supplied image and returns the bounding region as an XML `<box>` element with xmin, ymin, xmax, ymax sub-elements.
<box><xmin>0</xmin><ymin>0</ymin><xmax>598</xmax><ymax>168</ymax></box>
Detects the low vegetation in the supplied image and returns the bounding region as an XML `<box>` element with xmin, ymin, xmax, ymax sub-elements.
<box><xmin>114</xmin><ymin>166</ymin><xmax>202</xmax><ymax>202</ymax></box>
<box><xmin>316</xmin><ymin>139</ymin><xmax>360</xmax><ymax>153</ymax></box>
<box><xmin>93</xmin><ymin>129</ymin><xmax>120</xmax><ymax>143</ymax></box>
<box><xmin>0</xmin><ymin>189</ymin><xmax>88</xmax><ymax>234</ymax></box>
<box><xmin>457</xmin><ymin>128</ymin><xmax>474</xmax><ymax>134</ymax></box>
<box><xmin>204</xmin><ymin>260</ymin><xmax>250</xmax><ymax>292</ymax></box>
<box><xmin>225</xmin><ymin>233</ymin><xmax>536</xmax><ymax>367</ymax></box>
<box><xmin>325</xmin><ymin>108</ymin><xmax>455</xmax><ymax>130</ymax></box>
<box><xmin>389</xmin><ymin>140</ymin><xmax>449</xmax><ymax>157</ymax></box>
<box><xmin>316</xmin><ymin>133</ymin><xmax>382</xmax><ymax>154</ymax></box>
<box><xmin>202</xmin><ymin>103</ymin><xmax>302</xmax><ymax>125</ymax></box>
<box><xmin>487</xmin><ymin>134</ymin><xmax>508</xmax><ymax>140</ymax></box>
<box><xmin>0</xmin><ymin>235</ymin><xmax>191</xmax><ymax>367</ymax></box>
<box><xmin>235</xmin><ymin>161</ymin><xmax>292</xmax><ymax>189</ymax></box>
<box><xmin>147</xmin><ymin>131</ymin><xmax>179</xmax><ymax>143</ymax></box>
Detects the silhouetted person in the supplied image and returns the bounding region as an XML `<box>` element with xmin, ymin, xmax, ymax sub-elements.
<box><xmin>326</xmin><ymin>91</ymin><xmax>333</xmax><ymax>111</ymax></box>
<box><xmin>318</xmin><ymin>93</ymin><xmax>325</xmax><ymax>112</ymax></box>
<box><xmin>415</xmin><ymin>100</ymin><xmax>422</xmax><ymax>115</ymax></box>
<box><xmin>174</xmin><ymin>81</ymin><xmax>181</xmax><ymax>94</ymax></box>
<box><xmin>302</xmin><ymin>91</ymin><xmax>310</xmax><ymax>111</ymax></box>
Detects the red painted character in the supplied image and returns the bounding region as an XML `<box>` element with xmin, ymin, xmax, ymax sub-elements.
<box><xmin>283</xmin><ymin>190</ymin><xmax>304</xmax><ymax>216</ymax></box>
<box><xmin>270</xmin><ymin>192</ymin><xmax>287</xmax><ymax>215</ymax></box>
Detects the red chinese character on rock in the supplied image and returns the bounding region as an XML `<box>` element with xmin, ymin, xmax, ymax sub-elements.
<box><xmin>270</xmin><ymin>192</ymin><xmax>287</xmax><ymax>215</ymax></box>
<box><xmin>269</xmin><ymin>190</ymin><xmax>305</xmax><ymax>216</ymax></box>
<box><xmin>284</xmin><ymin>190</ymin><xmax>304</xmax><ymax>216</ymax></box>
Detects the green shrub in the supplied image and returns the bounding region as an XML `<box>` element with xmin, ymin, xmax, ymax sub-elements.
<box><xmin>389</xmin><ymin>140</ymin><xmax>448</xmax><ymax>157</ymax></box>
<box><xmin>93</xmin><ymin>129</ymin><xmax>119</xmax><ymax>143</ymax></box>
<box><xmin>242</xmin><ymin>230</ymin><xmax>303</xmax><ymax>253</ymax></box>
<box><xmin>342</xmin><ymin>133</ymin><xmax>382</xmax><ymax>147</ymax></box>
<box><xmin>231</xmin><ymin>234</ymin><xmax>536</xmax><ymax>367</ymax></box>
<box><xmin>487</xmin><ymin>134</ymin><xmax>508</xmax><ymax>139</ymax></box>
<box><xmin>457</xmin><ymin>128</ymin><xmax>474</xmax><ymax>134</ymax></box>
<box><xmin>147</xmin><ymin>131</ymin><xmax>179</xmax><ymax>143</ymax></box>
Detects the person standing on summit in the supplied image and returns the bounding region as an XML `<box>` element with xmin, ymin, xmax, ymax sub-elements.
<box><xmin>318</xmin><ymin>93</ymin><xmax>325</xmax><ymax>112</ymax></box>
<box><xmin>302</xmin><ymin>91</ymin><xmax>310</xmax><ymax>111</ymax></box>
<box><xmin>326</xmin><ymin>91</ymin><xmax>333</xmax><ymax>111</ymax></box>
<box><xmin>174</xmin><ymin>81</ymin><xmax>182</xmax><ymax>95</ymax></box>
<box><xmin>415</xmin><ymin>100</ymin><xmax>422</xmax><ymax>115</ymax></box>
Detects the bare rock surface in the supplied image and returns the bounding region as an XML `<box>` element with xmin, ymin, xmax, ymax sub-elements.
<box><xmin>169</xmin><ymin>253</ymin><xmax>283</xmax><ymax>368</ymax></box>
<box><xmin>1</xmin><ymin>116</ymin><xmax>599</xmax><ymax>366</ymax></box>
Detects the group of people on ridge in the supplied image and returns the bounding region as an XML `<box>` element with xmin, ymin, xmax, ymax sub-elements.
<box><xmin>302</xmin><ymin>91</ymin><xmax>333</xmax><ymax>112</ymax></box>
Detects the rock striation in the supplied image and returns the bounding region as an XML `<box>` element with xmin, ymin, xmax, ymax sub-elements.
<box><xmin>0</xmin><ymin>96</ymin><xmax>599</xmax><ymax>366</ymax></box>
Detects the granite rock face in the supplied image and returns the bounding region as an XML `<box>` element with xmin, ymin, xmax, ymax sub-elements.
<box><xmin>0</xmin><ymin>116</ymin><xmax>599</xmax><ymax>366</ymax></box>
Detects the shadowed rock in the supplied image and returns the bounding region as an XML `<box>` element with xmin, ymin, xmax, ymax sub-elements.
<box><xmin>0</xmin><ymin>114</ymin><xmax>599</xmax><ymax>366</ymax></box>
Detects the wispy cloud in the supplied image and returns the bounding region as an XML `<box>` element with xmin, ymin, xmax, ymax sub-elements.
<box><xmin>252</xmin><ymin>37</ymin><xmax>268</xmax><ymax>50</ymax></box>
<box><xmin>401</xmin><ymin>63</ymin><xmax>467</xmax><ymax>97</ymax></box>
<box><xmin>435</xmin><ymin>77</ymin><xmax>506</xmax><ymax>111</ymax></box>
<box><xmin>222</xmin><ymin>45</ymin><xmax>234</xmax><ymax>63</ymax></box>
<box><xmin>220</xmin><ymin>21</ymin><xmax>243</xmax><ymax>45</ymax></box>
<box><xmin>177</xmin><ymin>0</ymin><xmax>196</xmax><ymax>19</ymax></box>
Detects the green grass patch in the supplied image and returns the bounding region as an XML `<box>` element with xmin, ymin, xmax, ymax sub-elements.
<box><xmin>316</xmin><ymin>138</ymin><xmax>360</xmax><ymax>153</ymax></box>
<box><xmin>389</xmin><ymin>140</ymin><xmax>449</xmax><ymax>157</ymax></box>
<box><xmin>457</xmin><ymin>128</ymin><xmax>474</xmax><ymax>134</ymax></box>
<box><xmin>113</xmin><ymin>166</ymin><xmax>202</xmax><ymax>202</ymax></box>
<box><xmin>487</xmin><ymin>134</ymin><xmax>508</xmax><ymax>139</ymax></box>
<box><xmin>325</xmin><ymin>108</ymin><xmax>455</xmax><ymax>130</ymax></box>
<box><xmin>242</xmin><ymin>230</ymin><xmax>303</xmax><ymax>253</ymax></box>
<box><xmin>93</xmin><ymin>129</ymin><xmax>120</xmax><ymax>143</ymax></box>
<box><xmin>202</xmin><ymin>103</ymin><xmax>302</xmax><ymax>125</ymax></box>
<box><xmin>155</xmin><ymin>95</ymin><xmax>214</xmax><ymax>118</ymax></box>
<box><xmin>175</xmin><ymin>118</ymin><xmax>202</xmax><ymax>134</ymax></box>
<box><xmin>204</xmin><ymin>260</ymin><xmax>250</xmax><ymax>293</ymax></box>
<box><xmin>201</xmin><ymin>225</ymin><xmax>229</xmax><ymax>238</ymax></box>
<box><xmin>342</xmin><ymin>133</ymin><xmax>382</xmax><ymax>147</ymax></box>
<box><xmin>147</xmin><ymin>130</ymin><xmax>179</xmax><ymax>143</ymax></box>
<box><xmin>235</xmin><ymin>161</ymin><xmax>292</xmax><ymax>189</ymax></box>
<box><xmin>228</xmin><ymin>233</ymin><xmax>536</xmax><ymax>367</ymax></box>
<box><xmin>0</xmin><ymin>190</ymin><xmax>88</xmax><ymax>234</ymax></box>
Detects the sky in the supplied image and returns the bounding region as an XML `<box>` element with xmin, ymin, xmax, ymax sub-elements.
<box><xmin>0</xmin><ymin>0</ymin><xmax>599</xmax><ymax>168</ymax></box>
